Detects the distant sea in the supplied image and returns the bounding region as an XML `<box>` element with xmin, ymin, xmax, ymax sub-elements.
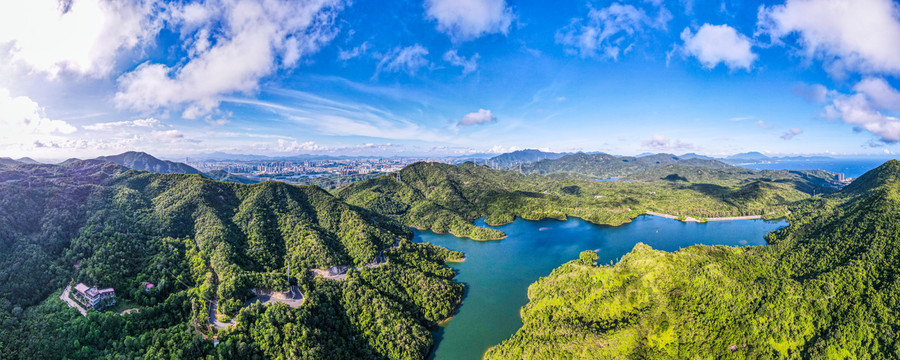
<box><xmin>737</xmin><ymin>158</ymin><xmax>898</xmax><ymax>179</ymax></box>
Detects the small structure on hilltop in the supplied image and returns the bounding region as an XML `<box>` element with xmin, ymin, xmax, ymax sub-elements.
<box><xmin>141</xmin><ymin>282</ymin><xmax>155</xmax><ymax>292</ymax></box>
<box><xmin>73</xmin><ymin>283</ymin><xmax>116</xmax><ymax>309</ymax></box>
<box><xmin>328</xmin><ymin>265</ymin><xmax>350</xmax><ymax>276</ymax></box>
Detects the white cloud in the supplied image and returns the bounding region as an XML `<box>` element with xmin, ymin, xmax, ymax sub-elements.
<box><xmin>824</xmin><ymin>79</ymin><xmax>900</xmax><ymax>142</ymax></box>
<box><xmin>338</xmin><ymin>42</ymin><xmax>370</xmax><ymax>61</ymax></box>
<box><xmin>276</xmin><ymin>139</ymin><xmax>325</xmax><ymax>152</ymax></box>
<box><xmin>730</xmin><ymin>116</ymin><xmax>754</xmax><ymax>121</ymax></box>
<box><xmin>115</xmin><ymin>0</ymin><xmax>344</xmax><ymax>119</ymax></box>
<box><xmin>681</xmin><ymin>24</ymin><xmax>756</xmax><ymax>70</ymax></box>
<box><xmin>443</xmin><ymin>50</ymin><xmax>479</xmax><ymax>75</ymax></box>
<box><xmin>84</xmin><ymin>118</ymin><xmax>160</xmax><ymax>131</ymax></box>
<box><xmin>641</xmin><ymin>134</ymin><xmax>695</xmax><ymax>150</ymax></box>
<box><xmin>487</xmin><ymin>145</ymin><xmax>521</xmax><ymax>154</ymax></box>
<box><xmin>758</xmin><ymin>0</ymin><xmax>900</xmax><ymax>76</ymax></box>
<box><xmin>425</xmin><ymin>0</ymin><xmax>514</xmax><ymax>41</ymax></box>
<box><xmin>151</xmin><ymin>129</ymin><xmax>186</xmax><ymax>141</ymax></box>
<box><xmin>459</xmin><ymin>109</ymin><xmax>497</xmax><ymax>126</ymax></box>
<box><xmin>375</xmin><ymin>45</ymin><xmax>429</xmax><ymax>76</ymax></box>
<box><xmin>0</xmin><ymin>0</ymin><xmax>162</xmax><ymax>78</ymax></box>
<box><xmin>780</xmin><ymin>128</ymin><xmax>803</xmax><ymax>140</ymax></box>
<box><xmin>853</xmin><ymin>77</ymin><xmax>900</xmax><ymax>112</ymax></box>
<box><xmin>556</xmin><ymin>3</ymin><xmax>670</xmax><ymax>59</ymax></box>
<box><xmin>233</xmin><ymin>89</ymin><xmax>448</xmax><ymax>142</ymax></box>
<box><xmin>0</xmin><ymin>88</ymin><xmax>76</xmax><ymax>148</ymax></box>
<box><xmin>756</xmin><ymin>120</ymin><xmax>774</xmax><ymax>129</ymax></box>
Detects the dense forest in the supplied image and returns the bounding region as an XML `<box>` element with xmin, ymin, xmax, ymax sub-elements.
<box><xmin>0</xmin><ymin>160</ymin><xmax>463</xmax><ymax>359</ymax></box>
<box><xmin>337</xmin><ymin>160</ymin><xmax>839</xmax><ymax>240</ymax></box>
<box><xmin>485</xmin><ymin>160</ymin><xmax>900</xmax><ymax>359</ymax></box>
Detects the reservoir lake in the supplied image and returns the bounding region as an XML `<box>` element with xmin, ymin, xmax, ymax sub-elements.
<box><xmin>416</xmin><ymin>215</ymin><xmax>787</xmax><ymax>360</ymax></box>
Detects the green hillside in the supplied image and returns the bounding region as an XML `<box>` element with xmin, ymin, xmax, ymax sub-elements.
<box><xmin>485</xmin><ymin>160</ymin><xmax>900</xmax><ymax>359</ymax></box>
<box><xmin>519</xmin><ymin>152</ymin><xmax>732</xmax><ymax>178</ymax></box>
<box><xmin>0</xmin><ymin>161</ymin><xmax>463</xmax><ymax>359</ymax></box>
<box><xmin>338</xmin><ymin>161</ymin><xmax>833</xmax><ymax>240</ymax></box>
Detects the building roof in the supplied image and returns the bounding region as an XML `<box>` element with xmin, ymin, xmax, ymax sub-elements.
<box><xmin>74</xmin><ymin>283</ymin><xmax>89</xmax><ymax>295</ymax></box>
<box><xmin>98</xmin><ymin>288</ymin><xmax>115</xmax><ymax>295</ymax></box>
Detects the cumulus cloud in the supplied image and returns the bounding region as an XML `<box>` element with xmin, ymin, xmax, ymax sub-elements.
<box><xmin>0</xmin><ymin>0</ymin><xmax>162</xmax><ymax>78</ymax></box>
<box><xmin>425</xmin><ymin>0</ymin><xmax>514</xmax><ymax>41</ymax></box>
<box><xmin>642</xmin><ymin>134</ymin><xmax>695</xmax><ymax>150</ymax></box>
<box><xmin>84</xmin><ymin>118</ymin><xmax>160</xmax><ymax>131</ymax></box>
<box><xmin>853</xmin><ymin>77</ymin><xmax>900</xmax><ymax>112</ymax></box>
<box><xmin>758</xmin><ymin>0</ymin><xmax>900</xmax><ymax>76</ymax></box>
<box><xmin>557</xmin><ymin>3</ymin><xmax>670</xmax><ymax>59</ymax></box>
<box><xmin>459</xmin><ymin>109</ymin><xmax>497</xmax><ymax>126</ymax></box>
<box><xmin>276</xmin><ymin>139</ymin><xmax>326</xmax><ymax>152</ymax></box>
<box><xmin>0</xmin><ymin>88</ymin><xmax>76</xmax><ymax>148</ymax></box>
<box><xmin>681</xmin><ymin>24</ymin><xmax>756</xmax><ymax>70</ymax></box>
<box><xmin>115</xmin><ymin>0</ymin><xmax>344</xmax><ymax>119</ymax></box>
<box><xmin>823</xmin><ymin>78</ymin><xmax>900</xmax><ymax>142</ymax></box>
<box><xmin>443</xmin><ymin>50</ymin><xmax>479</xmax><ymax>75</ymax></box>
<box><xmin>780</xmin><ymin>128</ymin><xmax>803</xmax><ymax>140</ymax></box>
<box><xmin>375</xmin><ymin>45</ymin><xmax>430</xmax><ymax>76</ymax></box>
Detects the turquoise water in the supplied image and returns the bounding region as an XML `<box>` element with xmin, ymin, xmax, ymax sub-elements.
<box><xmin>416</xmin><ymin>215</ymin><xmax>787</xmax><ymax>360</ymax></box>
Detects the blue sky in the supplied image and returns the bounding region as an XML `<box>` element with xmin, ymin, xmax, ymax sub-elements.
<box><xmin>1</xmin><ymin>0</ymin><xmax>900</xmax><ymax>159</ymax></box>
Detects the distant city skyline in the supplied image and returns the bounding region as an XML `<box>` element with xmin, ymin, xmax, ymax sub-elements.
<box><xmin>2</xmin><ymin>0</ymin><xmax>900</xmax><ymax>159</ymax></box>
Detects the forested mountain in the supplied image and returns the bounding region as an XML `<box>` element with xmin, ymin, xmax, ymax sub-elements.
<box><xmin>95</xmin><ymin>151</ymin><xmax>203</xmax><ymax>175</ymax></box>
<box><xmin>486</xmin><ymin>160</ymin><xmax>900</xmax><ymax>359</ymax></box>
<box><xmin>338</xmin><ymin>161</ymin><xmax>836</xmax><ymax>240</ymax></box>
<box><xmin>487</xmin><ymin>149</ymin><xmax>565</xmax><ymax>169</ymax></box>
<box><xmin>0</xmin><ymin>158</ymin><xmax>21</xmax><ymax>167</ymax></box>
<box><xmin>93</xmin><ymin>151</ymin><xmax>260</xmax><ymax>185</ymax></box>
<box><xmin>518</xmin><ymin>152</ymin><xmax>733</xmax><ymax>178</ymax></box>
<box><xmin>0</xmin><ymin>161</ymin><xmax>462</xmax><ymax>359</ymax></box>
<box><xmin>203</xmin><ymin>169</ymin><xmax>259</xmax><ymax>184</ymax></box>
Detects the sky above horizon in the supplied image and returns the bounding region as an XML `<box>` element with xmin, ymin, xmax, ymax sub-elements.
<box><xmin>2</xmin><ymin>0</ymin><xmax>900</xmax><ymax>160</ymax></box>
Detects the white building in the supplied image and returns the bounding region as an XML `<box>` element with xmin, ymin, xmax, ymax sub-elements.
<box><xmin>73</xmin><ymin>283</ymin><xmax>116</xmax><ymax>309</ymax></box>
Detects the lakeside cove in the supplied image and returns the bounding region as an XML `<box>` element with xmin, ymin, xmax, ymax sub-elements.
<box><xmin>416</xmin><ymin>215</ymin><xmax>786</xmax><ymax>359</ymax></box>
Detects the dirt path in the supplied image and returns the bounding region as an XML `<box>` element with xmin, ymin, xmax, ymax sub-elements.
<box><xmin>60</xmin><ymin>284</ymin><xmax>87</xmax><ymax>316</ymax></box>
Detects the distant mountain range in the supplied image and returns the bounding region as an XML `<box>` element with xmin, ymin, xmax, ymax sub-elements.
<box><xmin>720</xmin><ymin>152</ymin><xmax>833</xmax><ymax>164</ymax></box>
<box><xmin>482</xmin><ymin>149</ymin><xmax>837</xmax><ymax>171</ymax></box>
<box><xmin>0</xmin><ymin>157</ymin><xmax>41</xmax><ymax>166</ymax></box>
<box><xmin>486</xmin><ymin>149</ymin><xmax>568</xmax><ymax>169</ymax></box>
<box><xmin>41</xmin><ymin>151</ymin><xmax>260</xmax><ymax>185</ymax></box>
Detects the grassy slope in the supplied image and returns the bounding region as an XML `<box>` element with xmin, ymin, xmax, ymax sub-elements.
<box><xmin>485</xmin><ymin>160</ymin><xmax>900</xmax><ymax>359</ymax></box>
<box><xmin>337</xmin><ymin>161</ymin><xmax>830</xmax><ymax>240</ymax></box>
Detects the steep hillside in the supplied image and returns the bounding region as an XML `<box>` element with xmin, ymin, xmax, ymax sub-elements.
<box><xmin>0</xmin><ymin>161</ymin><xmax>463</xmax><ymax>360</ymax></box>
<box><xmin>486</xmin><ymin>160</ymin><xmax>900</xmax><ymax>359</ymax></box>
